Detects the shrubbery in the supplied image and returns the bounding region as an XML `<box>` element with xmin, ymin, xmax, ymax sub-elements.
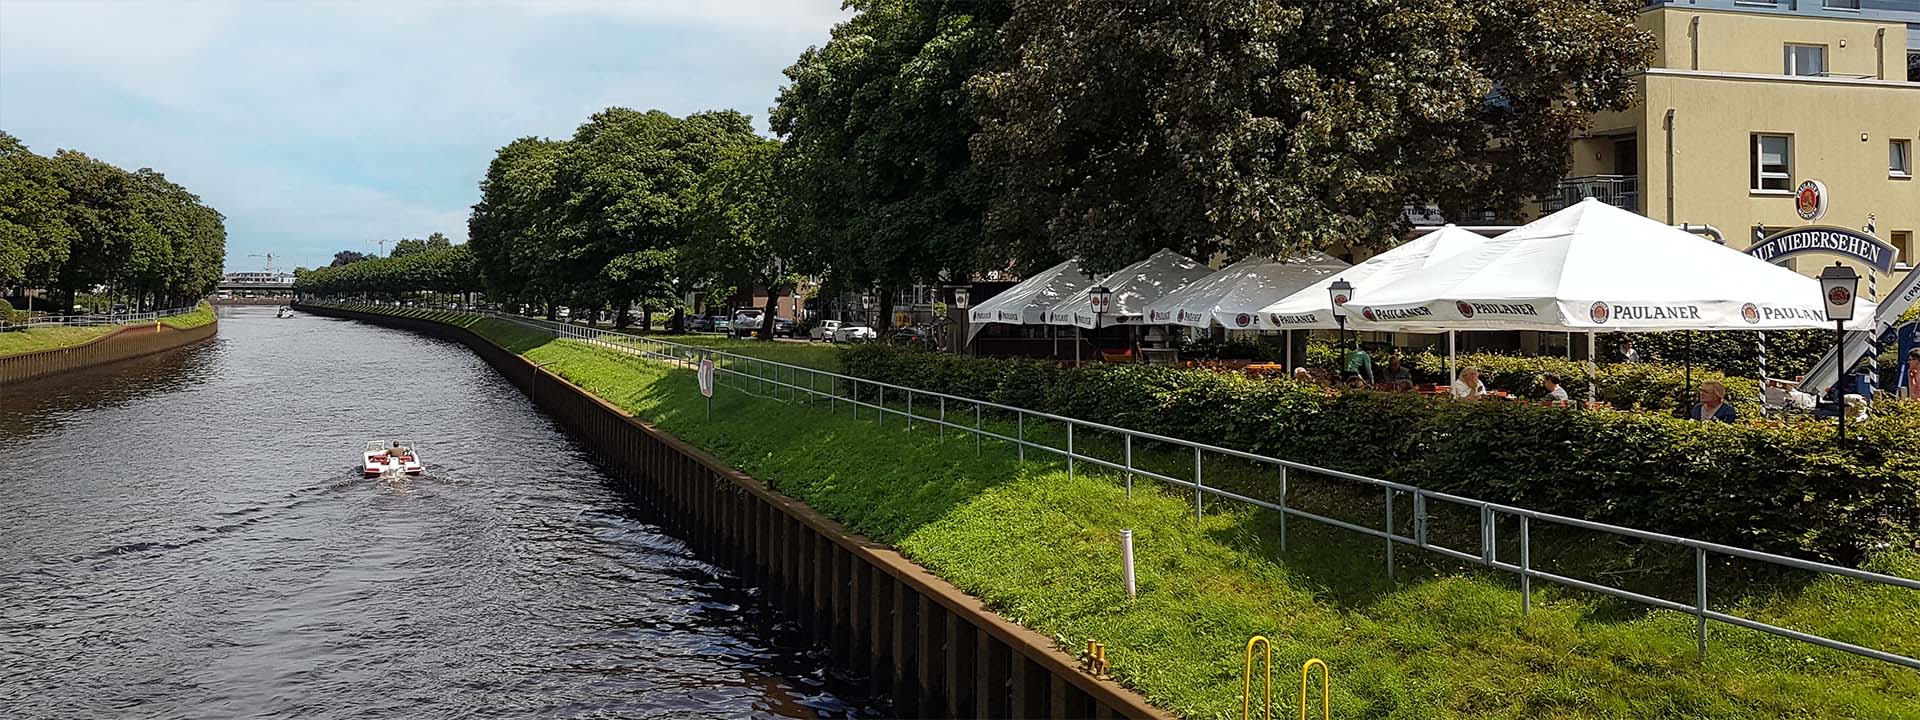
<box><xmin>841</xmin><ymin>345</ymin><xmax>1920</xmax><ymax>562</ymax></box>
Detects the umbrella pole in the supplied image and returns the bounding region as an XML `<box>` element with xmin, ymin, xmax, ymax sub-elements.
<box><xmin>1075</xmin><ymin>326</ymin><xmax>1082</xmax><ymax>365</ymax></box>
<box><xmin>1052</xmin><ymin>325</ymin><xmax>1058</xmax><ymax>360</ymax></box>
<box><xmin>1587</xmin><ymin>331</ymin><xmax>1598</xmax><ymax>402</ymax></box>
<box><xmin>1285</xmin><ymin>329</ymin><xmax>1293</xmax><ymax>369</ymax></box>
<box><xmin>1448</xmin><ymin>331</ymin><xmax>1458</xmax><ymax>383</ymax></box>
<box><xmin>1684</xmin><ymin>333</ymin><xmax>1695</xmax><ymax>415</ymax></box>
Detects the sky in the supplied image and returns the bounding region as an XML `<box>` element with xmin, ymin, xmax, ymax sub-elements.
<box><xmin>0</xmin><ymin>0</ymin><xmax>850</xmax><ymax>273</ymax></box>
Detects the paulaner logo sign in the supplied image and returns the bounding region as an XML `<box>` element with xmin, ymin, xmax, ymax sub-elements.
<box><xmin>1266</xmin><ymin>312</ymin><xmax>1319</xmax><ymax>325</ymax></box>
<box><xmin>1359</xmin><ymin>306</ymin><xmax>1432</xmax><ymax>322</ymax></box>
<box><xmin>1747</xmin><ymin>226</ymin><xmax>1897</xmax><ymax>274</ymax></box>
<box><xmin>1589</xmin><ymin>303</ymin><xmax>1701</xmax><ymax>324</ymax></box>
<box><xmin>1454</xmin><ymin>302</ymin><xmax>1539</xmax><ymax>318</ymax></box>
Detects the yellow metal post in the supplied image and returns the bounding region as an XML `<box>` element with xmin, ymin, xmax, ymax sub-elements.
<box><xmin>1299</xmin><ymin>658</ymin><xmax>1330</xmax><ymax>720</ymax></box>
<box><xmin>1242</xmin><ymin>636</ymin><xmax>1272</xmax><ymax>720</ymax></box>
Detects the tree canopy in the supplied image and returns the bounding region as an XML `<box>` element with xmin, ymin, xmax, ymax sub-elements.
<box><xmin>0</xmin><ymin>131</ymin><xmax>225</xmax><ymax>309</ymax></box>
<box><xmin>969</xmin><ymin>0</ymin><xmax>1654</xmax><ymax>270</ymax></box>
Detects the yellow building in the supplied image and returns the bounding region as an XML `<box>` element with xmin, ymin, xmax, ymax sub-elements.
<box><xmin>1560</xmin><ymin>0</ymin><xmax>1919</xmax><ymax>292</ymax></box>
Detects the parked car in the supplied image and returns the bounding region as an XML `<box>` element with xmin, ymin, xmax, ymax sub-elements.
<box><xmin>772</xmin><ymin>317</ymin><xmax>795</xmax><ymax>337</ymax></box>
<box><xmin>831</xmin><ymin>324</ymin><xmax>878</xmax><ymax>343</ymax></box>
<box><xmin>809</xmin><ymin>320</ymin><xmax>844</xmax><ymax>341</ymax></box>
<box><xmin>890</xmin><ymin>327</ymin><xmax>933</xmax><ymax>346</ymax></box>
<box><xmin>733</xmin><ymin>309</ymin><xmax>764</xmax><ymax>337</ymax></box>
<box><xmin>710</xmin><ymin>317</ymin><xmax>731</xmax><ymax>333</ymax></box>
<box><xmin>687</xmin><ymin>315</ymin><xmax>712</xmax><ymax>332</ymax></box>
<box><xmin>555</xmin><ymin>307</ymin><xmax>571</xmax><ymax>321</ymax></box>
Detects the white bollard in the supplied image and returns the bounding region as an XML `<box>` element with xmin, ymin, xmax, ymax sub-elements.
<box><xmin>1121</xmin><ymin>529</ymin><xmax>1137</xmax><ymax>600</ymax></box>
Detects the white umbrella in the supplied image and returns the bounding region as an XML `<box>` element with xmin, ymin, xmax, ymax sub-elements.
<box><xmin>1357</xmin><ymin>199</ymin><xmax>1879</xmax><ymax>332</ymax></box>
<box><xmin>966</xmin><ymin>258</ymin><xmax>1097</xmax><ymax>340</ymax></box>
<box><xmin>1143</xmin><ymin>252</ymin><xmax>1350</xmax><ymax>329</ymax></box>
<box><xmin>1044</xmin><ymin>249</ymin><xmax>1214</xmax><ymax>329</ymax></box>
<box><xmin>1254</xmin><ymin>225</ymin><xmax>1494</xmax><ymax>331</ymax></box>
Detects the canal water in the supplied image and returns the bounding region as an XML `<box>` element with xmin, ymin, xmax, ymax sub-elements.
<box><xmin>0</xmin><ymin>306</ymin><xmax>884</xmax><ymax>719</ymax></box>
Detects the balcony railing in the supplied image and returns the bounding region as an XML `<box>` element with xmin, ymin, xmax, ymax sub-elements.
<box><xmin>1542</xmin><ymin>175</ymin><xmax>1639</xmax><ymax>214</ymax></box>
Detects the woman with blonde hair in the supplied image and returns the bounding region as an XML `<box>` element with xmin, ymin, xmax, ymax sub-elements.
<box><xmin>1691</xmin><ymin>381</ymin><xmax>1736</xmax><ymax>423</ymax></box>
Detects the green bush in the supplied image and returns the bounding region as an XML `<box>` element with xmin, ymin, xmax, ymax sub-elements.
<box><xmin>841</xmin><ymin>345</ymin><xmax>1920</xmax><ymax>562</ymax></box>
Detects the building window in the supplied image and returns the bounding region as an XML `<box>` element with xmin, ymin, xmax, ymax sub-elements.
<box><xmin>1784</xmin><ymin>44</ymin><xmax>1827</xmax><ymax>77</ymax></box>
<box><xmin>1893</xmin><ymin>140</ymin><xmax>1913</xmax><ymax>178</ymax></box>
<box><xmin>1822</xmin><ymin>0</ymin><xmax>1860</xmax><ymax>9</ymax></box>
<box><xmin>1894</xmin><ymin>231</ymin><xmax>1914</xmax><ymax>269</ymax></box>
<box><xmin>1751</xmin><ymin>134</ymin><xmax>1792</xmax><ymax>192</ymax></box>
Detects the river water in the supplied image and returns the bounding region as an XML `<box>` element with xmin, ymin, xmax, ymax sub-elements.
<box><xmin>0</xmin><ymin>306</ymin><xmax>883</xmax><ymax>719</ymax></box>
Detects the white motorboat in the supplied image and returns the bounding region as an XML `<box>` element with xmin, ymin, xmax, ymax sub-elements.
<box><xmin>277</xmin><ymin>307</ymin><xmax>293</xmax><ymax>318</ymax></box>
<box><xmin>362</xmin><ymin>439</ymin><xmax>423</xmax><ymax>477</ymax></box>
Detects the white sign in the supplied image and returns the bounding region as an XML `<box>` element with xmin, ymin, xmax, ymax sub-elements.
<box><xmin>1795</xmin><ymin>179</ymin><xmax>1829</xmax><ymax>221</ymax></box>
<box><xmin>698</xmin><ymin>358</ymin><xmax>714</xmax><ymax>398</ymax></box>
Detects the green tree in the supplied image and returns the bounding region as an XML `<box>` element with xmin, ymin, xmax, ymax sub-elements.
<box><xmin>0</xmin><ymin>132</ymin><xmax>75</xmax><ymax>296</ymax></box>
<box><xmin>772</xmin><ymin>0</ymin><xmax>1008</xmax><ymax>322</ymax></box>
<box><xmin>331</xmin><ymin>250</ymin><xmax>372</xmax><ymax>267</ymax></box>
<box><xmin>682</xmin><ymin>140</ymin><xmax>802</xmax><ymax>340</ymax></box>
<box><xmin>469</xmin><ymin>137</ymin><xmax>567</xmax><ymax>310</ymax></box>
<box><xmin>969</xmin><ymin>0</ymin><xmax>1655</xmax><ymax>269</ymax></box>
<box><xmin>547</xmin><ymin>108</ymin><xmax>759</xmax><ymax>327</ymax></box>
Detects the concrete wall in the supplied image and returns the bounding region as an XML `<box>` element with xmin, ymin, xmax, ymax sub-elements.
<box><xmin>1646</xmin><ymin>8</ymin><xmax>1908</xmax><ymax>78</ymax></box>
<box><xmin>299</xmin><ymin>303</ymin><xmax>1172</xmax><ymax>720</ymax></box>
<box><xmin>0</xmin><ymin>321</ymin><xmax>218</xmax><ymax>386</ymax></box>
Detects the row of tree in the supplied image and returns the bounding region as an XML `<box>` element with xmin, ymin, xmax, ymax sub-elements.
<box><xmin>304</xmin><ymin>0</ymin><xmax>1654</xmax><ymax>336</ymax></box>
<box><xmin>1</xmin><ymin>131</ymin><xmax>227</xmax><ymax>311</ymax></box>
<box><xmin>293</xmin><ymin>243</ymin><xmax>476</xmax><ymax>296</ymax></box>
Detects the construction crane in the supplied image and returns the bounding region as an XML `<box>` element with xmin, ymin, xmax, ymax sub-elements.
<box><xmin>248</xmin><ymin>253</ymin><xmax>276</xmax><ymax>275</ymax></box>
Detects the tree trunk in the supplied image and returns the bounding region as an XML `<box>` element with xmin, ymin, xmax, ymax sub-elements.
<box><xmin>670</xmin><ymin>306</ymin><xmax>685</xmax><ymax>334</ymax></box>
<box><xmin>641</xmin><ymin>307</ymin><xmax>653</xmax><ymax>333</ymax></box>
<box><xmin>615</xmin><ymin>301</ymin><xmax>632</xmax><ymax>330</ymax></box>
<box><xmin>758</xmin><ymin>286</ymin><xmax>780</xmax><ymax>341</ymax></box>
<box><xmin>878</xmin><ymin>287</ymin><xmax>896</xmax><ymax>338</ymax></box>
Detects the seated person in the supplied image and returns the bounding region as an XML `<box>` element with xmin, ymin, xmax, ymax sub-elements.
<box><xmin>1450</xmin><ymin>367</ymin><xmax>1486</xmax><ymax>399</ymax></box>
<box><xmin>1542</xmin><ymin>373</ymin><xmax>1569</xmax><ymax>402</ymax></box>
<box><xmin>1690</xmin><ymin>381</ymin><xmax>1736</xmax><ymax>423</ymax></box>
<box><xmin>1381</xmin><ymin>356</ymin><xmax>1413</xmax><ymax>389</ymax></box>
<box><xmin>1343</xmin><ymin>372</ymin><xmax>1368</xmax><ymax>390</ymax></box>
<box><xmin>1292</xmin><ymin>367</ymin><xmax>1315</xmax><ymax>384</ymax></box>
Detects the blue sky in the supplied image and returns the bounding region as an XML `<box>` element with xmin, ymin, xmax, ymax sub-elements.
<box><xmin>0</xmin><ymin>0</ymin><xmax>849</xmax><ymax>273</ymax></box>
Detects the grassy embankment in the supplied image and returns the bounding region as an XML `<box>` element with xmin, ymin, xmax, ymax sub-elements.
<box><xmin>333</xmin><ymin>304</ymin><xmax>1920</xmax><ymax>719</ymax></box>
<box><xmin>0</xmin><ymin>302</ymin><xmax>214</xmax><ymax>357</ymax></box>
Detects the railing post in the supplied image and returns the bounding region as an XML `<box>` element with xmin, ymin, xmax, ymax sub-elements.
<box><xmin>1385</xmin><ymin>486</ymin><xmax>1395</xmax><ymax>584</ymax></box>
<box><xmin>1123</xmin><ymin>433</ymin><xmax>1133</xmax><ymax>499</ymax></box>
<box><xmin>1696</xmin><ymin>547</ymin><xmax>1708</xmax><ymax>660</ymax></box>
<box><xmin>1278</xmin><ymin>466</ymin><xmax>1288</xmax><ymax>553</ymax></box>
<box><xmin>974</xmin><ymin>404</ymin><xmax>982</xmax><ymax>455</ymax></box>
<box><xmin>878</xmin><ymin>386</ymin><xmax>885</xmax><ymax>426</ymax></box>
<box><xmin>1521</xmin><ymin>515</ymin><xmax>1532</xmax><ymax>616</ymax></box>
<box><xmin>1017</xmin><ymin>413</ymin><xmax>1024</xmax><ymax>462</ymax></box>
<box><xmin>907</xmin><ymin>389</ymin><xmax>914</xmax><ymax>430</ymax></box>
<box><xmin>938</xmin><ymin>397</ymin><xmax>945</xmax><ymax>441</ymax></box>
<box><xmin>1193</xmin><ymin>446</ymin><xmax>1204</xmax><ymax>523</ymax></box>
<box><xmin>1067</xmin><ymin>423</ymin><xmax>1075</xmax><ymax>480</ymax></box>
<box><xmin>1413</xmin><ymin>491</ymin><xmax>1426</xmax><ymax>548</ymax></box>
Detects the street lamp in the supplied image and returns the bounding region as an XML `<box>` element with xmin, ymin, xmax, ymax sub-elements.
<box><xmin>861</xmin><ymin>293</ymin><xmax>875</xmax><ymax>327</ymax></box>
<box><xmin>952</xmin><ymin>287</ymin><xmax>969</xmax><ymax>310</ymax></box>
<box><xmin>1818</xmin><ymin>262</ymin><xmax>1859</xmax><ymax>444</ymax></box>
<box><xmin>1328</xmin><ymin>278</ymin><xmax>1353</xmax><ymax>380</ymax></box>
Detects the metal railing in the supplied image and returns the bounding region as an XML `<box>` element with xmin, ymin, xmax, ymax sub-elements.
<box><xmin>312</xmin><ymin>299</ymin><xmax>1920</xmax><ymax>671</ymax></box>
<box><xmin>1541</xmin><ymin>175</ymin><xmax>1639</xmax><ymax>214</ymax></box>
<box><xmin>3</xmin><ymin>304</ymin><xmax>203</xmax><ymax>330</ymax></box>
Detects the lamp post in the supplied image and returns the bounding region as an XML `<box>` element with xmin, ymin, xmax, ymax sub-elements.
<box><xmin>951</xmin><ymin>287</ymin><xmax>969</xmax><ymax>354</ymax></box>
<box><xmin>1085</xmin><ymin>285</ymin><xmax>1112</xmax><ymax>364</ymax></box>
<box><xmin>1818</xmin><ymin>261</ymin><xmax>1859</xmax><ymax>445</ymax></box>
<box><xmin>861</xmin><ymin>293</ymin><xmax>875</xmax><ymax>328</ymax></box>
<box><xmin>1328</xmin><ymin>278</ymin><xmax>1353</xmax><ymax>380</ymax></box>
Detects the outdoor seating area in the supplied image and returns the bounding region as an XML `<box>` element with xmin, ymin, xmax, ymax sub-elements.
<box><xmin>958</xmin><ymin>200</ymin><xmax>1918</xmax><ymax>411</ymax></box>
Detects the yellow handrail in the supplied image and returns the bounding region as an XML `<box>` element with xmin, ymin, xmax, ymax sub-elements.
<box><xmin>1299</xmin><ymin>658</ymin><xmax>1330</xmax><ymax>720</ymax></box>
<box><xmin>1242</xmin><ymin>636</ymin><xmax>1272</xmax><ymax>720</ymax></box>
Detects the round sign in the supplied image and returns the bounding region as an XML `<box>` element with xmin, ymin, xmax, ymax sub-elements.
<box><xmin>1454</xmin><ymin>301</ymin><xmax>1475</xmax><ymax>319</ymax></box>
<box><xmin>1795</xmin><ymin>179</ymin><xmax>1828</xmax><ymax>221</ymax></box>
<box><xmin>1234</xmin><ymin>313</ymin><xmax>1251</xmax><ymax>327</ymax></box>
<box><xmin>1332</xmin><ymin>294</ymin><xmax>1348</xmax><ymax>306</ymax></box>
<box><xmin>1740</xmin><ymin>303</ymin><xmax>1760</xmax><ymax>324</ymax></box>
<box><xmin>1589</xmin><ymin>302</ymin><xmax>1611</xmax><ymax>324</ymax></box>
<box><xmin>1828</xmin><ymin>286</ymin><xmax>1852</xmax><ymax>307</ymax></box>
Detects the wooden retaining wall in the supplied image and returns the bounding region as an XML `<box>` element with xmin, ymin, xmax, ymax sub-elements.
<box><xmin>0</xmin><ymin>321</ymin><xmax>218</xmax><ymax>387</ymax></box>
<box><xmin>301</xmin><ymin>304</ymin><xmax>1173</xmax><ymax>720</ymax></box>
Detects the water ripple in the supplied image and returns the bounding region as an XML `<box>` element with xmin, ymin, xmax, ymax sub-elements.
<box><xmin>0</xmin><ymin>306</ymin><xmax>884</xmax><ymax>719</ymax></box>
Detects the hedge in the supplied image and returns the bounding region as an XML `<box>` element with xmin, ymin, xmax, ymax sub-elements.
<box><xmin>841</xmin><ymin>345</ymin><xmax>1920</xmax><ymax>563</ymax></box>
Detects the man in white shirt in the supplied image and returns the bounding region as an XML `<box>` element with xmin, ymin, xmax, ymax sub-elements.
<box><xmin>1543</xmin><ymin>373</ymin><xmax>1569</xmax><ymax>402</ymax></box>
<box><xmin>1451</xmin><ymin>367</ymin><xmax>1486</xmax><ymax>399</ymax></box>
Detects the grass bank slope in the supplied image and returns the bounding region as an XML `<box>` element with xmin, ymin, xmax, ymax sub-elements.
<box><xmin>343</xmin><ymin>305</ymin><xmax>1920</xmax><ymax>719</ymax></box>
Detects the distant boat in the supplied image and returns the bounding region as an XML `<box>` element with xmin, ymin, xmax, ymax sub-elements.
<box><xmin>276</xmin><ymin>307</ymin><xmax>293</xmax><ymax>318</ymax></box>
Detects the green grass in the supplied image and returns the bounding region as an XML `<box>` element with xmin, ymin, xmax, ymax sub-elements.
<box><xmin>0</xmin><ymin>324</ymin><xmax>120</xmax><ymax>357</ymax></box>
<box><xmin>159</xmin><ymin>302</ymin><xmax>216</xmax><ymax>330</ymax></box>
<box><xmin>318</xmin><ymin>302</ymin><xmax>1920</xmax><ymax>719</ymax></box>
